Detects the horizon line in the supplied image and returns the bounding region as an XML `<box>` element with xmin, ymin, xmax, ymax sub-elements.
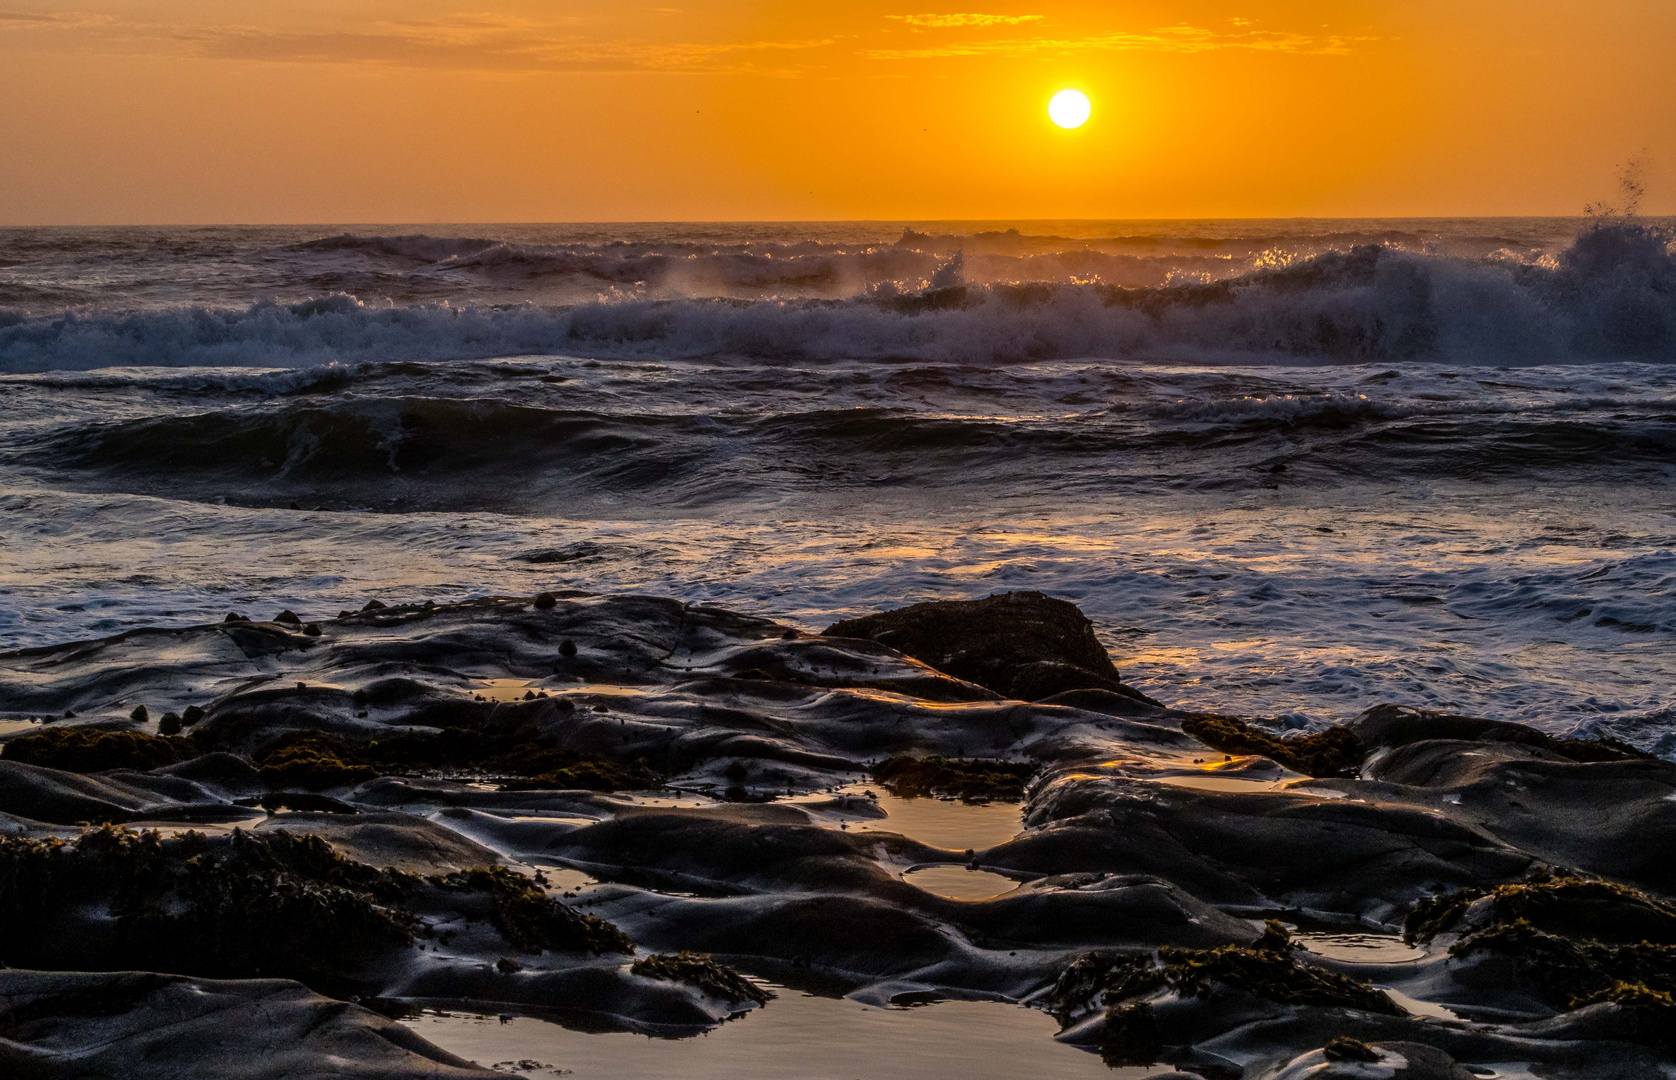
<box><xmin>1</xmin><ymin>214</ymin><xmax>1663</xmax><ymax>229</ymax></box>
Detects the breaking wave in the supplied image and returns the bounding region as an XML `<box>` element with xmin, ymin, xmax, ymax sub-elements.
<box><xmin>0</xmin><ymin>223</ymin><xmax>1671</xmax><ymax>374</ymax></box>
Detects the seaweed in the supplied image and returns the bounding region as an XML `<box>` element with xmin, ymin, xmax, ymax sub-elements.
<box><xmin>1098</xmin><ymin>1003</ymin><xmax>1161</xmax><ymax>1067</ymax></box>
<box><xmin>1404</xmin><ymin>885</ymin><xmax>1486</xmax><ymax>945</ymax></box>
<box><xmin>1322</xmin><ymin>1038</ymin><xmax>1380</xmax><ymax>1063</ymax></box>
<box><xmin>1448</xmin><ymin>922</ymin><xmax>1676</xmax><ymax>1004</ymax></box>
<box><xmin>1045</xmin><ymin>944</ymin><xmax>1402</xmax><ymax>1029</ymax></box>
<box><xmin>870</xmin><ymin>755</ymin><xmax>1037</xmax><ymax>801</ymax></box>
<box><xmin>1406</xmin><ymin>873</ymin><xmax>1676</xmax><ymax>1035</ymax></box>
<box><xmin>1</xmin><ymin>727</ymin><xmax>193</xmax><ymax>773</ymax></box>
<box><xmin>1180</xmin><ymin>715</ymin><xmax>1364</xmax><ymax>778</ymax></box>
<box><xmin>1042</xmin><ymin>953</ymin><xmax>1164</xmax><ymax>1024</ymax></box>
<box><xmin>630</xmin><ymin>952</ymin><xmax>774</xmax><ymax>1004</ymax></box>
<box><xmin>245</xmin><ymin>728</ymin><xmax>661</xmax><ymax>792</ymax></box>
<box><xmin>253</xmin><ymin>732</ymin><xmax>380</xmax><ymax>790</ymax></box>
<box><xmin>1407</xmin><ymin>874</ymin><xmax>1676</xmax><ymax>948</ymax></box>
<box><xmin>1253</xmin><ymin>919</ymin><xmax>1298</xmax><ymax>953</ymax></box>
<box><xmin>1158</xmin><ymin>944</ymin><xmax>1403</xmax><ymax>1014</ymax></box>
<box><xmin>0</xmin><ymin>826</ymin><xmax>414</xmax><ymax>986</ymax></box>
<box><xmin>499</xmin><ymin>760</ymin><xmax>660</xmax><ymax>793</ymax></box>
<box><xmin>1571</xmin><ymin>983</ymin><xmax>1676</xmax><ymax>1049</ymax></box>
<box><xmin>435</xmin><ymin>867</ymin><xmax>631</xmax><ymax>955</ymax></box>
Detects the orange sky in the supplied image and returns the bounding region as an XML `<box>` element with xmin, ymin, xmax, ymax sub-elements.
<box><xmin>0</xmin><ymin>1</ymin><xmax>1671</xmax><ymax>223</ymax></box>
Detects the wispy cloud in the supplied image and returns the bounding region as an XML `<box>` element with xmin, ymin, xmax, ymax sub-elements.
<box><xmin>0</xmin><ymin>9</ymin><xmax>1368</xmax><ymax>72</ymax></box>
<box><xmin>0</xmin><ymin>9</ymin><xmax>109</xmax><ymax>28</ymax></box>
<box><xmin>0</xmin><ymin>10</ymin><xmax>835</xmax><ymax>73</ymax></box>
<box><xmin>886</xmin><ymin>14</ymin><xmax>1044</xmax><ymax>29</ymax></box>
<box><xmin>866</xmin><ymin>24</ymin><xmax>1362</xmax><ymax>59</ymax></box>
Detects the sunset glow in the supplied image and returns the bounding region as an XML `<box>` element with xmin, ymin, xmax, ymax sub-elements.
<box><xmin>0</xmin><ymin>2</ymin><xmax>1671</xmax><ymax>222</ymax></box>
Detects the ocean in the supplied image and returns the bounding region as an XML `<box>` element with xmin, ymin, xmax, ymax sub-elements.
<box><xmin>2</xmin><ymin>218</ymin><xmax>1674</xmax><ymax>751</ymax></box>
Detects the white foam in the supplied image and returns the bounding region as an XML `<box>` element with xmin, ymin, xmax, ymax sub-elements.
<box><xmin>2</xmin><ymin>222</ymin><xmax>1672</xmax><ymax>373</ymax></box>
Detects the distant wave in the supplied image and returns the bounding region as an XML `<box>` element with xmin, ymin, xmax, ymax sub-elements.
<box><xmin>21</xmin><ymin>378</ymin><xmax>1675</xmax><ymax>512</ymax></box>
<box><xmin>295</xmin><ymin>230</ymin><xmax>1231</xmax><ymax>294</ymax></box>
<box><xmin>2</xmin><ymin>223</ymin><xmax>1672</xmax><ymax>373</ymax></box>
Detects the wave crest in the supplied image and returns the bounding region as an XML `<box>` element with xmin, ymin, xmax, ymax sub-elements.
<box><xmin>1</xmin><ymin>225</ymin><xmax>1672</xmax><ymax>373</ymax></box>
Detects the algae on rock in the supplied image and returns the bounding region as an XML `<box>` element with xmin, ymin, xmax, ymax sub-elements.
<box><xmin>434</xmin><ymin>866</ymin><xmax>631</xmax><ymax>955</ymax></box>
<box><xmin>630</xmin><ymin>952</ymin><xmax>774</xmax><ymax>1005</ymax></box>
<box><xmin>2</xmin><ymin>726</ymin><xmax>194</xmax><ymax>773</ymax></box>
<box><xmin>870</xmin><ymin>755</ymin><xmax>1037</xmax><ymax>801</ymax></box>
<box><xmin>1180</xmin><ymin>714</ymin><xmax>1364</xmax><ymax>778</ymax></box>
<box><xmin>0</xmin><ymin>826</ymin><xmax>415</xmax><ymax>986</ymax></box>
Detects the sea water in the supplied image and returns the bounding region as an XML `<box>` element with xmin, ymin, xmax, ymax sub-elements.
<box><xmin>2</xmin><ymin>218</ymin><xmax>1674</xmax><ymax>751</ymax></box>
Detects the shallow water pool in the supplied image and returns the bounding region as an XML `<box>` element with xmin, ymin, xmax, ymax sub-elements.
<box><xmin>404</xmin><ymin>990</ymin><xmax>1169</xmax><ymax>1079</ymax></box>
<box><xmin>1295</xmin><ymin>931</ymin><xmax>1426</xmax><ymax>965</ymax></box>
<box><xmin>838</xmin><ymin>785</ymin><xmax>1025</xmax><ymax>851</ymax></box>
<box><xmin>902</xmin><ymin>864</ymin><xmax>1022</xmax><ymax>900</ymax></box>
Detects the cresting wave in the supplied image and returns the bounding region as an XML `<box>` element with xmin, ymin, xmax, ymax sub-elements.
<box><xmin>20</xmin><ymin>383</ymin><xmax>1676</xmax><ymax>512</ymax></box>
<box><xmin>1</xmin><ymin>223</ymin><xmax>1672</xmax><ymax>372</ymax></box>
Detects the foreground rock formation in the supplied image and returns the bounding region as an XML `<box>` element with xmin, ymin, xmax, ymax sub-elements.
<box><xmin>0</xmin><ymin>590</ymin><xmax>1672</xmax><ymax>1077</ymax></box>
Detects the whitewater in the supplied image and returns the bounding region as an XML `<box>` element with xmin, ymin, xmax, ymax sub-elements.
<box><xmin>2</xmin><ymin>219</ymin><xmax>1674</xmax><ymax>752</ymax></box>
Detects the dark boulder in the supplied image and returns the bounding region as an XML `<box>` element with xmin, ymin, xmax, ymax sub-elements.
<box><xmin>823</xmin><ymin>591</ymin><xmax>1155</xmax><ymax>703</ymax></box>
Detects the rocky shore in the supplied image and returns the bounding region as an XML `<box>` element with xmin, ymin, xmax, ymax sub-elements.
<box><xmin>1</xmin><ymin>590</ymin><xmax>1672</xmax><ymax>1078</ymax></box>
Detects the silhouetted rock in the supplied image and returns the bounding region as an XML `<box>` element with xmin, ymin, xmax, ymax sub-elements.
<box><xmin>824</xmin><ymin>591</ymin><xmax>1156</xmax><ymax>703</ymax></box>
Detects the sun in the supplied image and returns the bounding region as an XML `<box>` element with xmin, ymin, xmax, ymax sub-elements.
<box><xmin>1048</xmin><ymin>89</ymin><xmax>1091</xmax><ymax>130</ymax></box>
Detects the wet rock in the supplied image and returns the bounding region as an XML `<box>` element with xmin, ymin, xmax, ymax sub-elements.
<box><xmin>275</xmin><ymin>610</ymin><xmax>302</xmax><ymax>626</ymax></box>
<box><xmin>1407</xmin><ymin>873</ymin><xmax>1676</xmax><ymax>1037</ymax></box>
<box><xmin>158</xmin><ymin>712</ymin><xmax>183</xmax><ymax>736</ymax></box>
<box><xmin>534</xmin><ymin>592</ymin><xmax>557</xmax><ymax>610</ymax></box>
<box><xmin>0</xmin><ymin>827</ymin><xmax>416</xmax><ymax>985</ymax></box>
<box><xmin>129</xmin><ymin>705</ymin><xmax>148</xmax><ymax>723</ymax></box>
<box><xmin>0</xmin><ymin>761</ymin><xmax>185</xmax><ymax>823</ymax></box>
<box><xmin>181</xmin><ymin>705</ymin><xmax>205</xmax><ymax>726</ymax></box>
<box><xmin>157</xmin><ymin>752</ymin><xmax>263</xmax><ymax>793</ymax></box>
<box><xmin>1349</xmin><ymin>706</ymin><xmax>1676</xmax><ymax>891</ymax></box>
<box><xmin>304</xmin><ymin>623</ymin><xmax>323</xmax><ymax>637</ymax></box>
<box><xmin>1258</xmin><ymin>1041</ymin><xmax>1475</xmax><ymax>1079</ymax></box>
<box><xmin>825</xmin><ymin>591</ymin><xmax>1156</xmax><ymax>703</ymax></box>
<box><xmin>239</xmin><ymin>792</ymin><xmax>361</xmax><ymax>814</ymax></box>
<box><xmin>4</xmin><ymin>593</ymin><xmax>1676</xmax><ymax>1070</ymax></box>
<box><xmin>1353</xmin><ymin>704</ymin><xmax>1652</xmax><ymax>763</ymax></box>
<box><xmin>0</xmin><ymin>970</ymin><xmax>492</xmax><ymax>1078</ymax></box>
<box><xmin>434</xmin><ymin>866</ymin><xmax>631</xmax><ymax>955</ymax></box>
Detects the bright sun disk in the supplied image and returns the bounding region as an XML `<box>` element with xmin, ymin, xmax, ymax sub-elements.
<box><xmin>1048</xmin><ymin>89</ymin><xmax>1091</xmax><ymax>129</ymax></box>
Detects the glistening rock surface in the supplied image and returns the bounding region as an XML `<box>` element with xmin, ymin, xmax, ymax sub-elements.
<box><xmin>824</xmin><ymin>590</ymin><xmax>1157</xmax><ymax>702</ymax></box>
<box><xmin>0</xmin><ymin>971</ymin><xmax>492</xmax><ymax>1079</ymax></box>
<box><xmin>0</xmin><ymin>590</ymin><xmax>1672</xmax><ymax>1077</ymax></box>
